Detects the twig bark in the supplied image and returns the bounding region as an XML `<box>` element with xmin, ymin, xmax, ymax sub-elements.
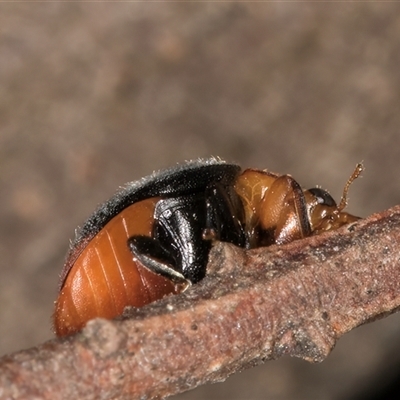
<box><xmin>1</xmin><ymin>205</ymin><xmax>400</xmax><ymax>400</ymax></box>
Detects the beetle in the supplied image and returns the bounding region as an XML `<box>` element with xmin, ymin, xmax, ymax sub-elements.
<box><xmin>54</xmin><ymin>158</ymin><xmax>362</xmax><ymax>337</ymax></box>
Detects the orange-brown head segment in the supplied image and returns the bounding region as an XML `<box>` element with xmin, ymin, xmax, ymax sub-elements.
<box><xmin>234</xmin><ymin>169</ymin><xmax>313</xmax><ymax>246</ymax></box>
<box><xmin>234</xmin><ymin>164</ymin><xmax>362</xmax><ymax>247</ymax></box>
<box><xmin>304</xmin><ymin>163</ymin><xmax>363</xmax><ymax>234</ymax></box>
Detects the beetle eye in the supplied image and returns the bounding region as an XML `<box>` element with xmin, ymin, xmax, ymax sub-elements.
<box><xmin>308</xmin><ymin>188</ymin><xmax>337</xmax><ymax>207</ymax></box>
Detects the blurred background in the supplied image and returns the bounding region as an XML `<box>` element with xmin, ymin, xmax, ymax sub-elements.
<box><xmin>1</xmin><ymin>2</ymin><xmax>400</xmax><ymax>399</ymax></box>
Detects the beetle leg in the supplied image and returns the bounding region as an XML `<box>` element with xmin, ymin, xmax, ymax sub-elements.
<box><xmin>259</xmin><ymin>175</ymin><xmax>311</xmax><ymax>245</ymax></box>
<box><xmin>149</xmin><ymin>195</ymin><xmax>212</xmax><ymax>283</ymax></box>
<box><xmin>130</xmin><ymin>186</ymin><xmax>245</xmax><ymax>285</ymax></box>
<box><xmin>128</xmin><ymin>236</ymin><xmax>190</xmax><ymax>288</ymax></box>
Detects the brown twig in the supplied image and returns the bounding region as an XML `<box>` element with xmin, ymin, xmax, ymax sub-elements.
<box><xmin>1</xmin><ymin>205</ymin><xmax>400</xmax><ymax>399</ymax></box>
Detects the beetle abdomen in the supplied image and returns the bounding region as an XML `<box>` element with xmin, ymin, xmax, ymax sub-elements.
<box><xmin>53</xmin><ymin>198</ymin><xmax>179</xmax><ymax>336</ymax></box>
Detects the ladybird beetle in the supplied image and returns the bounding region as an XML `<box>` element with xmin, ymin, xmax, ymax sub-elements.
<box><xmin>54</xmin><ymin>158</ymin><xmax>362</xmax><ymax>336</ymax></box>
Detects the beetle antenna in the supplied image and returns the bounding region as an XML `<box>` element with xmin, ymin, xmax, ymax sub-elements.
<box><xmin>338</xmin><ymin>162</ymin><xmax>364</xmax><ymax>211</ymax></box>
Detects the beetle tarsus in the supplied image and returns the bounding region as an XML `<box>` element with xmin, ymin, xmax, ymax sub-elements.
<box><xmin>129</xmin><ymin>236</ymin><xmax>190</xmax><ymax>287</ymax></box>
